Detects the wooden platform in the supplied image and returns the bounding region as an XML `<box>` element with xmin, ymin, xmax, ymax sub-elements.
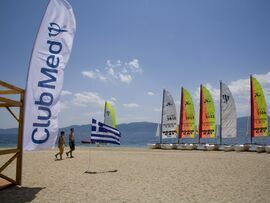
<box><xmin>0</xmin><ymin>177</ymin><xmax>13</xmax><ymax>190</ymax></box>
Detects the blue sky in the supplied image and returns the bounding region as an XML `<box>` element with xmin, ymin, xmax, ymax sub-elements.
<box><xmin>0</xmin><ymin>0</ymin><xmax>270</xmax><ymax>128</ymax></box>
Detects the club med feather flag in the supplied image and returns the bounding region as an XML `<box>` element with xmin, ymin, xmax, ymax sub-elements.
<box><xmin>91</xmin><ymin>119</ymin><xmax>121</xmax><ymax>145</ymax></box>
<box><xmin>23</xmin><ymin>0</ymin><xmax>76</xmax><ymax>150</ymax></box>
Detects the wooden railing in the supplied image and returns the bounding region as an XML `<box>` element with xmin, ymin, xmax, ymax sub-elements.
<box><xmin>0</xmin><ymin>80</ymin><xmax>24</xmax><ymax>186</ymax></box>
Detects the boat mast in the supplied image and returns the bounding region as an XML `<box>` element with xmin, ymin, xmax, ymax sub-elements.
<box><xmin>220</xmin><ymin>80</ymin><xmax>222</xmax><ymax>145</ymax></box>
<box><xmin>159</xmin><ymin>89</ymin><xmax>165</xmax><ymax>144</ymax></box>
<box><xmin>199</xmin><ymin>84</ymin><xmax>202</xmax><ymax>144</ymax></box>
<box><xmin>250</xmin><ymin>75</ymin><xmax>253</xmax><ymax>145</ymax></box>
<box><xmin>104</xmin><ymin>101</ymin><xmax>107</xmax><ymax>123</ymax></box>
<box><xmin>178</xmin><ymin>87</ymin><xmax>184</xmax><ymax>144</ymax></box>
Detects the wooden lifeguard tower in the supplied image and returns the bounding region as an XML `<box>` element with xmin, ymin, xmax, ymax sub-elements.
<box><xmin>0</xmin><ymin>80</ymin><xmax>24</xmax><ymax>189</ymax></box>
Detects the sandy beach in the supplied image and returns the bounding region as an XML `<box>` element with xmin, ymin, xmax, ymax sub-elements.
<box><xmin>0</xmin><ymin>147</ymin><xmax>270</xmax><ymax>202</ymax></box>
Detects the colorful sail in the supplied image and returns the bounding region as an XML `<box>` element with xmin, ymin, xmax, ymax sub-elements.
<box><xmin>251</xmin><ymin>76</ymin><xmax>268</xmax><ymax>137</ymax></box>
<box><xmin>180</xmin><ymin>87</ymin><xmax>195</xmax><ymax>138</ymax></box>
<box><xmin>104</xmin><ymin>101</ymin><xmax>116</xmax><ymax>128</ymax></box>
<box><xmin>199</xmin><ymin>85</ymin><xmax>216</xmax><ymax>139</ymax></box>
<box><xmin>221</xmin><ymin>82</ymin><xmax>237</xmax><ymax>138</ymax></box>
<box><xmin>161</xmin><ymin>89</ymin><xmax>178</xmax><ymax>138</ymax></box>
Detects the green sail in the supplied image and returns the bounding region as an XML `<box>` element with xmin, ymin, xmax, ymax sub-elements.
<box><xmin>200</xmin><ymin>85</ymin><xmax>216</xmax><ymax>138</ymax></box>
<box><xmin>251</xmin><ymin>76</ymin><xmax>268</xmax><ymax>137</ymax></box>
<box><xmin>104</xmin><ymin>101</ymin><xmax>117</xmax><ymax>128</ymax></box>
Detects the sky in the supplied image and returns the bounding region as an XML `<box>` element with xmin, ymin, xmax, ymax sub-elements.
<box><xmin>0</xmin><ymin>0</ymin><xmax>270</xmax><ymax>129</ymax></box>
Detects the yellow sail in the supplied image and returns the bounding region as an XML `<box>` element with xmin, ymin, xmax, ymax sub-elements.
<box><xmin>104</xmin><ymin>101</ymin><xmax>116</xmax><ymax>128</ymax></box>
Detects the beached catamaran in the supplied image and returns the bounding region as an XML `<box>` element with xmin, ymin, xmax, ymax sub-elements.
<box><xmin>250</xmin><ymin>76</ymin><xmax>268</xmax><ymax>152</ymax></box>
<box><xmin>199</xmin><ymin>85</ymin><xmax>217</xmax><ymax>150</ymax></box>
<box><xmin>178</xmin><ymin>87</ymin><xmax>196</xmax><ymax>149</ymax></box>
<box><xmin>235</xmin><ymin>75</ymin><xmax>269</xmax><ymax>152</ymax></box>
<box><xmin>149</xmin><ymin>89</ymin><xmax>178</xmax><ymax>149</ymax></box>
<box><xmin>220</xmin><ymin>81</ymin><xmax>237</xmax><ymax>151</ymax></box>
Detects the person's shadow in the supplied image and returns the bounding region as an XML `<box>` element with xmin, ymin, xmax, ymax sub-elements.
<box><xmin>0</xmin><ymin>185</ymin><xmax>45</xmax><ymax>203</ymax></box>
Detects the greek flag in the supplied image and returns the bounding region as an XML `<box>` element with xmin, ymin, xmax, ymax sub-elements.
<box><xmin>91</xmin><ymin>119</ymin><xmax>121</xmax><ymax>145</ymax></box>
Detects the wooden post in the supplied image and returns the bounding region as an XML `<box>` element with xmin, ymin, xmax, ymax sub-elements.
<box><xmin>0</xmin><ymin>80</ymin><xmax>24</xmax><ymax>187</ymax></box>
<box><xmin>16</xmin><ymin>92</ymin><xmax>24</xmax><ymax>185</ymax></box>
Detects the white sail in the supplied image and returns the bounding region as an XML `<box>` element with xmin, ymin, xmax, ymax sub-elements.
<box><xmin>161</xmin><ymin>90</ymin><xmax>178</xmax><ymax>138</ymax></box>
<box><xmin>221</xmin><ymin>82</ymin><xmax>237</xmax><ymax>138</ymax></box>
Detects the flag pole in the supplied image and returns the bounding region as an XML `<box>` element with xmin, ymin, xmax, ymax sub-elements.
<box><xmin>199</xmin><ymin>85</ymin><xmax>202</xmax><ymax>144</ymax></box>
<box><xmin>160</xmin><ymin>89</ymin><xmax>165</xmax><ymax>144</ymax></box>
<box><xmin>220</xmin><ymin>80</ymin><xmax>222</xmax><ymax>145</ymax></box>
<box><xmin>87</xmin><ymin>147</ymin><xmax>91</xmax><ymax>172</ymax></box>
<box><xmin>250</xmin><ymin>75</ymin><xmax>253</xmax><ymax>145</ymax></box>
<box><xmin>178</xmin><ymin>87</ymin><xmax>184</xmax><ymax>144</ymax></box>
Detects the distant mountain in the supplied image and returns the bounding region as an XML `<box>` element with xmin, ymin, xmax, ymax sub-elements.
<box><xmin>0</xmin><ymin>117</ymin><xmax>269</xmax><ymax>147</ymax></box>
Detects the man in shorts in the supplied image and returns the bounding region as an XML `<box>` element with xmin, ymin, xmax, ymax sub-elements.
<box><xmin>66</xmin><ymin>128</ymin><xmax>75</xmax><ymax>158</ymax></box>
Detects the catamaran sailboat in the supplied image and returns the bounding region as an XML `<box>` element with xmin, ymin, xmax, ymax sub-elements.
<box><xmin>234</xmin><ymin>75</ymin><xmax>269</xmax><ymax>152</ymax></box>
<box><xmin>198</xmin><ymin>85</ymin><xmax>218</xmax><ymax>151</ymax></box>
<box><xmin>220</xmin><ymin>81</ymin><xmax>237</xmax><ymax>152</ymax></box>
<box><xmin>178</xmin><ymin>87</ymin><xmax>197</xmax><ymax>150</ymax></box>
<box><xmin>149</xmin><ymin>89</ymin><xmax>178</xmax><ymax>150</ymax></box>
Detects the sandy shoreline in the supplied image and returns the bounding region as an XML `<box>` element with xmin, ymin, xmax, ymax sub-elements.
<box><xmin>1</xmin><ymin>147</ymin><xmax>270</xmax><ymax>202</ymax></box>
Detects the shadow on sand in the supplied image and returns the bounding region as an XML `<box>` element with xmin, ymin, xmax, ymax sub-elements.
<box><xmin>84</xmin><ymin>169</ymin><xmax>118</xmax><ymax>174</ymax></box>
<box><xmin>0</xmin><ymin>185</ymin><xmax>45</xmax><ymax>203</ymax></box>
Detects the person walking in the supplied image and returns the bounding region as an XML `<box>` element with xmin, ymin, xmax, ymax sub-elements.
<box><xmin>66</xmin><ymin>128</ymin><xmax>75</xmax><ymax>158</ymax></box>
<box><xmin>55</xmin><ymin>131</ymin><xmax>66</xmax><ymax>160</ymax></box>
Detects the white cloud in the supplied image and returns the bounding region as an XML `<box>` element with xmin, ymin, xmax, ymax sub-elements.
<box><xmin>82</xmin><ymin>70</ymin><xmax>107</xmax><ymax>81</ymax></box>
<box><xmin>73</xmin><ymin>91</ymin><xmax>104</xmax><ymax>107</ymax></box>
<box><xmin>110</xmin><ymin>97</ymin><xmax>117</xmax><ymax>102</ymax></box>
<box><xmin>128</xmin><ymin>59</ymin><xmax>142</xmax><ymax>73</ymax></box>
<box><xmin>107</xmin><ymin>97</ymin><xmax>117</xmax><ymax>106</ymax></box>
<box><xmin>147</xmin><ymin>91</ymin><xmax>154</xmax><ymax>96</ymax></box>
<box><xmin>83</xmin><ymin>59</ymin><xmax>142</xmax><ymax>84</ymax></box>
<box><xmin>119</xmin><ymin>73</ymin><xmax>132</xmax><ymax>84</ymax></box>
<box><xmin>154</xmin><ymin>108</ymin><xmax>161</xmax><ymax>112</ymax></box>
<box><xmin>61</xmin><ymin>90</ymin><xmax>72</xmax><ymax>96</ymax></box>
<box><xmin>60</xmin><ymin>101</ymin><xmax>69</xmax><ymax>111</ymax></box>
<box><xmin>123</xmin><ymin>103</ymin><xmax>140</xmax><ymax>108</ymax></box>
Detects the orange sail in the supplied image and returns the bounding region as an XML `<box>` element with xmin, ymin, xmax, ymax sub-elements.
<box><xmin>179</xmin><ymin>87</ymin><xmax>195</xmax><ymax>138</ymax></box>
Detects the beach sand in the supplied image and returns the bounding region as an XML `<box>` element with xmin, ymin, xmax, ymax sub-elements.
<box><xmin>0</xmin><ymin>147</ymin><xmax>270</xmax><ymax>202</ymax></box>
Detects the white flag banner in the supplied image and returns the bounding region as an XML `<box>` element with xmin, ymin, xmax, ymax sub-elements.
<box><xmin>23</xmin><ymin>0</ymin><xmax>76</xmax><ymax>150</ymax></box>
<box><xmin>221</xmin><ymin>82</ymin><xmax>237</xmax><ymax>138</ymax></box>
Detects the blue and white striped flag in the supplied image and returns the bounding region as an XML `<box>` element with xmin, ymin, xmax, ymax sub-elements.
<box><xmin>91</xmin><ymin>118</ymin><xmax>121</xmax><ymax>145</ymax></box>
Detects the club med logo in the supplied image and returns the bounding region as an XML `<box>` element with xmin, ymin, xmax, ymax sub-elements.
<box><xmin>48</xmin><ymin>22</ymin><xmax>67</xmax><ymax>37</ymax></box>
<box><xmin>31</xmin><ymin>22</ymin><xmax>68</xmax><ymax>144</ymax></box>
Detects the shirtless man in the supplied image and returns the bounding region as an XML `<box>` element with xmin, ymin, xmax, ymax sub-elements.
<box><xmin>66</xmin><ymin>128</ymin><xmax>75</xmax><ymax>158</ymax></box>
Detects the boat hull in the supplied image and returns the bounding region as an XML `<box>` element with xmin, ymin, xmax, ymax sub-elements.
<box><xmin>223</xmin><ymin>145</ymin><xmax>234</xmax><ymax>152</ymax></box>
<box><xmin>161</xmin><ymin>144</ymin><xmax>177</xmax><ymax>150</ymax></box>
<box><xmin>205</xmin><ymin>144</ymin><xmax>219</xmax><ymax>151</ymax></box>
<box><xmin>256</xmin><ymin>146</ymin><xmax>265</xmax><ymax>153</ymax></box>
<box><xmin>265</xmin><ymin>146</ymin><xmax>270</xmax><ymax>153</ymax></box>
<box><xmin>185</xmin><ymin>144</ymin><xmax>197</xmax><ymax>150</ymax></box>
<box><xmin>234</xmin><ymin>144</ymin><xmax>250</xmax><ymax>152</ymax></box>
<box><xmin>148</xmin><ymin>143</ymin><xmax>161</xmax><ymax>149</ymax></box>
